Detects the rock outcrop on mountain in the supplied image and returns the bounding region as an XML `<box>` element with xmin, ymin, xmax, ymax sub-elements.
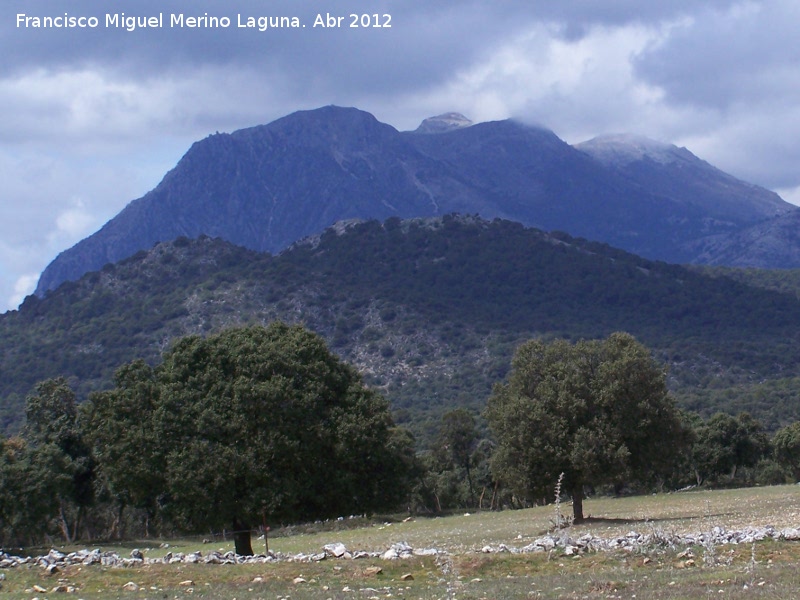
<box><xmin>414</xmin><ymin>112</ymin><xmax>474</xmax><ymax>134</ymax></box>
<box><xmin>34</xmin><ymin>106</ymin><xmax>798</xmax><ymax>296</ymax></box>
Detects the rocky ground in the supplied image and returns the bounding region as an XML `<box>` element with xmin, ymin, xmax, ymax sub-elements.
<box><xmin>2</xmin><ymin>524</ymin><xmax>799</xmax><ymax>572</ymax></box>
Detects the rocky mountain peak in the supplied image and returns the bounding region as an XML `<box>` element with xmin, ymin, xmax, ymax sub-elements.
<box><xmin>413</xmin><ymin>112</ymin><xmax>474</xmax><ymax>134</ymax></box>
<box><xmin>32</xmin><ymin>106</ymin><xmax>799</xmax><ymax>298</ymax></box>
<box><xmin>575</xmin><ymin>133</ymin><xmax>691</xmax><ymax>166</ymax></box>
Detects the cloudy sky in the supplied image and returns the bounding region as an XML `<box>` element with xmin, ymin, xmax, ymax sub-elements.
<box><xmin>2</xmin><ymin>0</ymin><xmax>799</xmax><ymax>311</ymax></box>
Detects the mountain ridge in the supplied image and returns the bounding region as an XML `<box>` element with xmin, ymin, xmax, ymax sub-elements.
<box><xmin>34</xmin><ymin>105</ymin><xmax>798</xmax><ymax>297</ymax></box>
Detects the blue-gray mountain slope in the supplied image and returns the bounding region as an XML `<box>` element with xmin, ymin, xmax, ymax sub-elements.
<box><xmin>34</xmin><ymin>106</ymin><xmax>797</xmax><ymax>296</ymax></box>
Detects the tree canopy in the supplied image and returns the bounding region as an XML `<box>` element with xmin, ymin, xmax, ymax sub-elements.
<box><xmin>771</xmin><ymin>421</ymin><xmax>800</xmax><ymax>481</ymax></box>
<box><xmin>83</xmin><ymin>322</ymin><xmax>412</xmax><ymax>554</ymax></box>
<box><xmin>689</xmin><ymin>412</ymin><xmax>770</xmax><ymax>485</ymax></box>
<box><xmin>485</xmin><ymin>332</ymin><xmax>685</xmax><ymax>522</ymax></box>
<box><xmin>23</xmin><ymin>378</ymin><xmax>95</xmax><ymax>542</ymax></box>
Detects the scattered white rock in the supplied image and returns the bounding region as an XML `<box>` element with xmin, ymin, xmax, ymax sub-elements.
<box><xmin>324</xmin><ymin>542</ymin><xmax>349</xmax><ymax>558</ymax></box>
<box><xmin>780</xmin><ymin>528</ymin><xmax>800</xmax><ymax>540</ymax></box>
<box><xmin>0</xmin><ymin>524</ymin><xmax>798</xmax><ymax>572</ymax></box>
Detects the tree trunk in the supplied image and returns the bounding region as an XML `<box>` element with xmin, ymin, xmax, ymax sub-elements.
<box><xmin>571</xmin><ymin>486</ymin><xmax>585</xmax><ymax>524</ymax></box>
<box><xmin>232</xmin><ymin>520</ymin><xmax>253</xmax><ymax>556</ymax></box>
<box><xmin>58</xmin><ymin>501</ymin><xmax>75</xmax><ymax>544</ymax></box>
<box><xmin>465</xmin><ymin>461</ymin><xmax>475</xmax><ymax>507</ymax></box>
<box><xmin>434</xmin><ymin>491</ymin><xmax>442</xmax><ymax>513</ymax></box>
<box><xmin>115</xmin><ymin>502</ymin><xmax>125</xmax><ymax>540</ymax></box>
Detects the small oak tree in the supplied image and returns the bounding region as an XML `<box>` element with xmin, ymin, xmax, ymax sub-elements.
<box><xmin>772</xmin><ymin>421</ymin><xmax>800</xmax><ymax>481</ymax></box>
<box><xmin>431</xmin><ymin>409</ymin><xmax>480</xmax><ymax>508</ymax></box>
<box><xmin>690</xmin><ymin>412</ymin><xmax>771</xmax><ymax>485</ymax></box>
<box><xmin>81</xmin><ymin>360</ymin><xmax>165</xmax><ymax>538</ymax></box>
<box><xmin>485</xmin><ymin>332</ymin><xmax>684</xmax><ymax>522</ymax></box>
<box><xmin>24</xmin><ymin>378</ymin><xmax>94</xmax><ymax>542</ymax></box>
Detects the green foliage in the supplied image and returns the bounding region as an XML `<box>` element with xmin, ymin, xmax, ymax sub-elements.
<box><xmin>485</xmin><ymin>332</ymin><xmax>686</xmax><ymax>521</ymax></box>
<box><xmin>753</xmin><ymin>459</ymin><xmax>789</xmax><ymax>486</ymax></box>
<box><xmin>0</xmin><ymin>436</ymin><xmax>58</xmax><ymax>546</ymax></box>
<box><xmin>773</xmin><ymin>421</ymin><xmax>800</xmax><ymax>480</ymax></box>
<box><xmin>21</xmin><ymin>378</ymin><xmax>95</xmax><ymax>543</ymax></box>
<box><xmin>80</xmin><ymin>322</ymin><xmax>411</xmax><ymax>554</ymax></box>
<box><xmin>436</xmin><ymin>410</ymin><xmax>479</xmax><ymax>471</ymax></box>
<box><xmin>81</xmin><ymin>360</ymin><xmax>164</xmax><ymax>534</ymax></box>
<box><xmin>689</xmin><ymin>412</ymin><xmax>771</xmax><ymax>485</ymax></box>
<box><xmin>24</xmin><ymin>378</ymin><xmax>79</xmax><ymax>447</ymax></box>
<box><xmin>692</xmin><ymin>265</ymin><xmax>800</xmax><ymax>300</ymax></box>
<box><xmin>416</xmin><ymin>409</ymin><xmax>488</xmax><ymax>511</ymax></box>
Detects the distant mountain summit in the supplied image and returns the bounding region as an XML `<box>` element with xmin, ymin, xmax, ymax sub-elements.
<box><xmin>577</xmin><ymin>133</ymin><xmax>694</xmax><ymax>165</ymax></box>
<box><xmin>414</xmin><ymin>112</ymin><xmax>474</xmax><ymax>134</ymax></box>
<box><xmin>575</xmin><ymin>134</ymin><xmax>790</xmax><ymax>224</ymax></box>
<box><xmin>34</xmin><ymin>106</ymin><xmax>798</xmax><ymax>297</ymax></box>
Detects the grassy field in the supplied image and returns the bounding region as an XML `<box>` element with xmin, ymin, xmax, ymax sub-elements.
<box><xmin>2</xmin><ymin>485</ymin><xmax>800</xmax><ymax>599</ymax></box>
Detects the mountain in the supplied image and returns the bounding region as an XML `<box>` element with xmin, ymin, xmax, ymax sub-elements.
<box><xmin>574</xmin><ymin>134</ymin><xmax>790</xmax><ymax>226</ymax></box>
<box><xmin>8</xmin><ymin>216</ymin><xmax>800</xmax><ymax>437</ymax></box>
<box><xmin>34</xmin><ymin>106</ymin><xmax>487</xmax><ymax>295</ymax></box>
<box><xmin>686</xmin><ymin>210</ymin><xmax>800</xmax><ymax>268</ymax></box>
<box><xmin>414</xmin><ymin>112</ymin><xmax>474</xmax><ymax>133</ymax></box>
<box><xmin>34</xmin><ymin>106</ymin><xmax>797</xmax><ymax>296</ymax></box>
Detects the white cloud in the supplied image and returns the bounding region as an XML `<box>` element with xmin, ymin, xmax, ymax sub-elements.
<box><xmin>0</xmin><ymin>143</ymin><xmax>181</xmax><ymax>311</ymax></box>
<box><xmin>775</xmin><ymin>186</ymin><xmax>800</xmax><ymax>208</ymax></box>
<box><xmin>8</xmin><ymin>273</ymin><xmax>39</xmax><ymax>311</ymax></box>
<box><xmin>53</xmin><ymin>199</ymin><xmax>95</xmax><ymax>239</ymax></box>
<box><xmin>386</xmin><ymin>21</ymin><xmax>677</xmax><ymax>141</ymax></box>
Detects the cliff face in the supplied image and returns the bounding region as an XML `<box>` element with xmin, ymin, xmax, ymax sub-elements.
<box><xmin>35</xmin><ymin>106</ymin><xmax>798</xmax><ymax>296</ymax></box>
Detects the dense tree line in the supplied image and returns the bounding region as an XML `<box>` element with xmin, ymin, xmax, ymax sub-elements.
<box><xmin>2</xmin><ymin>327</ymin><xmax>800</xmax><ymax>549</ymax></box>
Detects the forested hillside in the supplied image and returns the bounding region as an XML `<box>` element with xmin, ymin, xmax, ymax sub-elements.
<box><xmin>4</xmin><ymin>215</ymin><xmax>800</xmax><ymax>438</ymax></box>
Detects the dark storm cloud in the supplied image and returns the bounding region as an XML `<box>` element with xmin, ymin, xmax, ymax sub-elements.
<box><xmin>633</xmin><ymin>2</ymin><xmax>800</xmax><ymax>109</ymax></box>
<box><xmin>3</xmin><ymin>1</ymin><xmax>742</xmax><ymax>94</ymax></box>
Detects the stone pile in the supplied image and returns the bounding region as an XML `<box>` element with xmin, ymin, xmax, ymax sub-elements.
<box><xmin>1</xmin><ymin>525</ymin><xmax>798</xmax><ymax>570</ymax></box>
<box><xmin>478</xmin><ymin>525</ymin><xmax>800</xmax><ymax>555</ymax></box>
<box><xmin>0</xmin><ymin>542</ymin><xmax>440</xmax><ymax>570</ymax></box>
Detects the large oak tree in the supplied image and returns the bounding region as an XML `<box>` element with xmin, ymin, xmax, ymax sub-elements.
<box><xmin>84</xmin><ymin>322</ymin><xmax>412</xmax><ymax>554</ymax></box>
<box><xmin>485</xmin><ymin>332</ymin><xmax>685</xmax><ymax>522</ymax></box>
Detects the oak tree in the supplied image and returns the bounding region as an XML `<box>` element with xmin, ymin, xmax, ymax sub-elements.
<box><xmin>485</xmin><ymin>332</ymin><xmax>684</xmax><ymax>522</ymax></box>
<box><xmin>81</xmin><ymin>361</ymin><xmax>165</xmax><ymax>537</ymax></box>
<box><xmin>690</xmin><ymin>412</ymin><xmax>770</xmax><ymax>484</ymax></box>
<box><xmin>24</xmin><ymin>378</ymin><xmax>94</xmax><ymax>542</ymax></box>
<box><xmin>85</xmin><ymin>322</ymin><xmax>410</xmax><ymax>555</ymax></box>
<box><xmin>773</xmin><ymin>421</ymin><xmax>800</xmax><ymax>481</ymax></box>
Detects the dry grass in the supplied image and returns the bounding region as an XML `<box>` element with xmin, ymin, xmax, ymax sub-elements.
<box><xmin>2</xmin><ymin>484</ymin><xmax>800</xmax><ymax>599</ymax></box>
<box><xmin>268</xmin><ymin>485</ymin><xmax>800</xmax><ymax>556</ymax></box>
